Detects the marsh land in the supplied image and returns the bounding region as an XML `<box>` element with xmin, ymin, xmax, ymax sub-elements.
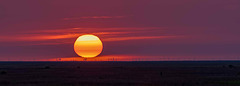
<box><xmin>0</xmin><ymin>61</ymin><xmax>240</xmax><ymax>86</ymax></box>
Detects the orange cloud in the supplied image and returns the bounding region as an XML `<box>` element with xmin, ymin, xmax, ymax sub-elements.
<box><xmin>103</xmin><ymin>36</ymin><xmax>177</xmax><ymax>41</ymax></box>
<box><xmin>0</xmin><ymin>34</ymin><xmax>80</xmax><ymax>42</ymax></box>
<box><xmin>0</xmin><ymin>27</ymin><xmax>180</xmax><ymax>45</ymax></box>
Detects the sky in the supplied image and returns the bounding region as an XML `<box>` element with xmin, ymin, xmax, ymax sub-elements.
<box><xmin>0</xmin><ymin>0</ymin><xmax>240</xmax><ymax>61</ymax></box>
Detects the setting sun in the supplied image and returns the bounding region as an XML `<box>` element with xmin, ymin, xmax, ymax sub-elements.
<box><xmin>74</xmin><ymin>35</ymin><xmax>103</xmax><ymax>58</ymax></box>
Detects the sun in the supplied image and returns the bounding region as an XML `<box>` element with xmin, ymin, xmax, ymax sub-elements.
<box><xmin>74</xmin><ymin>34</ymin><xmax>103</xmax><ymax>58</ymax></box>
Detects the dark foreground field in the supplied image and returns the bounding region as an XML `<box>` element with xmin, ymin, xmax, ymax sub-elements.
<box><xmin>0</xmin><ymin>61</ymin><xmax>240</xmax><ymax>86</ymax></box>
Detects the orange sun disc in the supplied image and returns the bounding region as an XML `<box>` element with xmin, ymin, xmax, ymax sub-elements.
<box><xmin>74</xmin><ymin>34</ymin><xmax>103</xmax><ymax>58</ymax></box>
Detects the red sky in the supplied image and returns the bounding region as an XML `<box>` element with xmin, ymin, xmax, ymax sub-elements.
<box><xmin>0</xmin><ymin>0</ymin><xmax>240</xmax><ymax>61</ymax></box>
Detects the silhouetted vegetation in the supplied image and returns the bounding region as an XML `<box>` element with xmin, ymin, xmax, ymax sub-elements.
<box><xmin>228</xmin><ymin>65</ymin><xmax>235</xmax><ymax>68</ymax></box>
<box><xmin>112</xmin><ymin>66</ymin><xmax>124</xmax><ymax>69</ymax></box>
<box><xmin>160</xmin><ymin>72</ymin><xmax>163</xmax><ymax>76</ymax></box>
<box><xmin>44</xmin><ymin>66</ymin><xmax>50</xmax><ymax>69</ymax></box>
<box><xmin>0</xmin><ymin>71</ymin><xmax>7</xmax><ymax>75</ymax></box>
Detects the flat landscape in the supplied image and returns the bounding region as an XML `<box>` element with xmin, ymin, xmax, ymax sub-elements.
<box><xmin>0</xmin><ymin>61</ymin><xmax>240</xmax><ymax>86</ymax></box>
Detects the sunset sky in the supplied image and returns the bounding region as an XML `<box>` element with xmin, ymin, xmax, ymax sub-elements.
<box><xmin>0</xmin><ymin>0</ymin><xmax>240</xmax><ymax>61</ymax></box>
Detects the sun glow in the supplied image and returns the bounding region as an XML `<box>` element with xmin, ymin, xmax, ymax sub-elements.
<box><xmin>74</xmin><ymin>35</ymin><xmax>103</xmax><ymax>58</ymax></box>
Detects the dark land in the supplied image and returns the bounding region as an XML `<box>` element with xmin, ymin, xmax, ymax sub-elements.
<box><xmin>0</xmin><ymin>61</ymin><xmax>240</xmax><ymax>86</ymax></box>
